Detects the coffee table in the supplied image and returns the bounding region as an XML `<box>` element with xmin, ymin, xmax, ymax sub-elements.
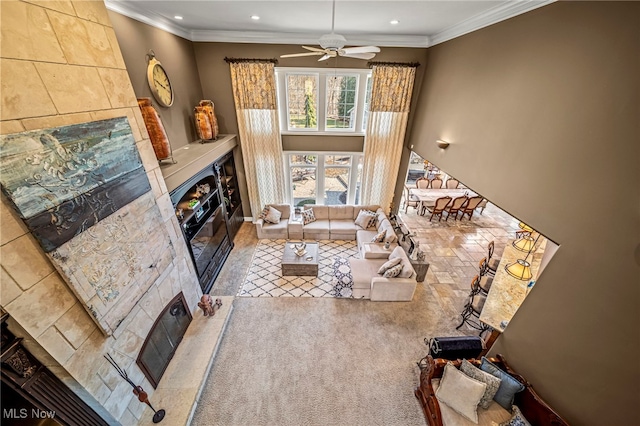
<box><xmin>281</xmin><ymin>242</ymin><xmax>319</xmax><ymax>276</ymax></box>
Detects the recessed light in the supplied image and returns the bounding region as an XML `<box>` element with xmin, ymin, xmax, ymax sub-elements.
<box><xmin>390</xmin><ymin>19</ymin><xmax>399</xmax><ymax>25</ymax></box>
<box><xmin>251</xmin><ymin>15</ymin><xmax>260</xmax><ymax>20</ymax></box>
<box><xmin>174</xmin><ymin>15</ymin><xmax>183</xmax><ymax>20</ymax></box>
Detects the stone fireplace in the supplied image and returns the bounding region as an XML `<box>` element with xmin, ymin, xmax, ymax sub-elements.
<box><xmin>0</xmin><ymin>1</ymin><xmax>203</xmax><ymax>424</ymax></box>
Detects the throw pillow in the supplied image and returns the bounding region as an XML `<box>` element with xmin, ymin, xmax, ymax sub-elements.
<box><xmin>377</xmin><ymin>257</ymin><xmax>402</xmax><ymax>275</ymax></box>
<box><xmin>364</xmin><ymin>210</ymin><xmax>377</xmax><ymax>228</ymax></box>
<box><xmin>259</xmin><ymin>205</ymin><xmax>270</xmax><ymax>220</ymax></box>
<box><xmin>301</xmin><ymin>209</ymin><xmax>316</xmax><ymax>225</ymax></box>
<box><xmin>263</xmin><ymin>206</ymin><xmax>282</xmax><ymax>224</ymax></box>
<box><xmin>355</xmin><ymin>210</ymin><xmax>376</xmax><ymax>229</ymax></box>
<box><xmin>383</xmin><ymin>263</ymin><xmax>403</xmax><ymax>278</ymax></box>
<box><xmin>499</xmin><ymin>405</ymin><xmax>531</xmax><ymax>426</ymax></box>
<box><xmin>480</xmin><ymin>357</ymin><xmax>525</xmax><ymax>410</ymax></box>
<box><xmin>371</xmin><ymin>230</ymin><xmax>386</xmax><ymax>243</ymax></box>
<box><xmin>435</xmin><ymin>363</ymin><xmax>486</xmax><ymax>424</ymax></box>
<box><xmin>460</xmin><ymin>359</ymin><xmax>502</xmax><ymax>409</ymax></box>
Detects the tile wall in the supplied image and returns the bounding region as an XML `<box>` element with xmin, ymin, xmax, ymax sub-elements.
<box><xmin>0</xmin><ymin>1</ymin><xmax>201</xmax><ymax>423</ymax></box>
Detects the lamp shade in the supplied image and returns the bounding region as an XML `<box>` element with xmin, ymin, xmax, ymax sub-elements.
<box><xmin>505</xmin><ymin>259</ymin><xmax>532</xmax><ymax>281</ymax></box>
<box><xmin>513</xmin><ymin>235</ymin><xmax>535</xmax><ymax>252</ymax></box>
<box><xmin>518</xmin><ymin>222</ymin><xmax>533</xmax><ymax>232</ymax></box>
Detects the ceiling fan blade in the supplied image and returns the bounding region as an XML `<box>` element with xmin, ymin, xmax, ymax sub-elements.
<box><xmin>340</xmin><ymin>46</ymin><xmax>381</xmax><ymax>54</ymax></box>
<box><xmin>280</xmin><ymin>52</ymin><xmax>325</xmax><ymax>58</ymax></box>
<box><xmin>340</xmin><ymin>52</ymin><xmax>377</xmax><ymax>60</ymax></box>
<box><xmin>318</xmin><ymin>54</ymin><xmax>333</xmax><ymax>61</ymax></box>
<box><xmin>302</xmin><ymin>45</ymin><xmax>327</xmax><ymax>53</ymax></box>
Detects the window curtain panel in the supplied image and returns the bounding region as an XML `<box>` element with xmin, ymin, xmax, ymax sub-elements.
<box><xmin>360</xmin><ymin>65</ymin><xmax>416</xmax><ymax>210</ymax></box>
<box><xmin>229</xmin><ymin>61</ymin><xmax>286</xmax><ymax>220</ymax></box>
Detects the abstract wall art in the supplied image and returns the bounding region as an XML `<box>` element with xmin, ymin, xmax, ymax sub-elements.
<box><xmin>0</xmin><ymin>118</ymin><xmax>174</xmax><ymax>335</ymax></box>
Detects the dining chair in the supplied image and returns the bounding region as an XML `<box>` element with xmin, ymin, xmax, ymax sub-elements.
<box><xmin>476</xmin><ymin>198</ymin><xmax>488</xmax><ymax>214</ymax></box>
<box><xmin>445</xmin><ymin>178</ymin><xmax>459</xmax><ymax>189</ymax></box>
<box><xmin>403</xmin><ymin>185</ymin><xmax>420</xmax><ymax>214</ymax></box>
<box><xmin>443</xmin><ymin>196</ymin><xmax>467</xmax><ymax>221</ymax></box>
<box><xmin>416</xmin><ymin>177</ymin><xmax>430</xmax><ymax>189</ymax></box>
<box><xmin>430</xmin><ymin>178</ymin><xmax>443</xmax><ymax>189</ymax></box>
<box><xmin>486</xmin><ymin>241</ymin><xmax>500</xmax><ymax>275</ymax></box>
<box><xmin>459</xmin><ymin>196</ymin><xmax>484</xmax><ymax>220</ymax></box>
<box><xmin>425</xmin><ymin>196</ymin><xmax>452</xmax><ymax>221</ymax></box>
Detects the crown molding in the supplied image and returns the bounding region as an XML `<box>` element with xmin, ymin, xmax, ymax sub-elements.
<box><xmin>190</xmin><ymin>30</ymin><xmax>429</xmax><ymax>47</ymax></box>
<box><xmin>429</xmin><ymin>0</ymin><xmax>555</xmax><ymax>46</ymax></box>
<box><xmin>104</xmin><ymin>0</ymin><xmax>191</xmax><ymax>40</ymax></box>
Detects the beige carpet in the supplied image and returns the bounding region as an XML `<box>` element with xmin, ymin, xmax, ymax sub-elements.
<box><xmin>191</xmin><ymin>289</ymin><xmax>464</xmax><ymax>426</ymax></box>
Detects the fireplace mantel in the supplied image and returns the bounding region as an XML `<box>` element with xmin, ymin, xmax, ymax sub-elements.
<box><xmin>159</xmin><ymin>135</ymin><xmax>237</xmax><ymax>193</ymax></box>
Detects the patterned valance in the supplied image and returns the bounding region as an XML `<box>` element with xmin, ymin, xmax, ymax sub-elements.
<box><xmin>229</xmin><ymin>61</ymin><xmax>278</xmax><ymax>110</ymax></box>
<box><xmin>369</xmin><ymin>65</ymin><xmax>417</xmax><ymax>113</ymax></box>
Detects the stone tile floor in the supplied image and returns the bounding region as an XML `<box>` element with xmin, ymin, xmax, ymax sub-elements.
<box><xmin>397</xmin><ymin>200</ymin><xmax>521</xmax><ymax>331</ymax></box>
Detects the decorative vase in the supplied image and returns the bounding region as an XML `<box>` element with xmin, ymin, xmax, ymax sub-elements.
<box><xmin>199</xmin><ymin>100</ymin><xmax>219</xmax><ymax>140</ymax></box>
<box><xmin>194</xmin><ymin>106</ymin><xmax>213</xmax><ymax>140</ymax></box>
<box><xmin>137</xmin><ymin>98</ymin><xmax>174</xmax><ymax>162</ymax></box>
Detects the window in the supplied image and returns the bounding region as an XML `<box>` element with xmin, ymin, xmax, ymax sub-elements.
<box><xmin>276</xmin><ymin>68</ymin><xmax>372</xmax><ymax>134</ymax></box>
<box><xmin>286</xmin><ymin>153</ymin><xmax>363</xmax><ymax>206</ymax></box>
<box><xmin>285</xmin><ymin>74</ymin><xmax>318</xmax><ymax>130</ymax></box>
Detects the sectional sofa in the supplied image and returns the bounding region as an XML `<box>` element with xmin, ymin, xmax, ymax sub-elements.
<box><xmin>255</xmin><ymin>203</ymin><xmax>418</xmax><ymax>301</ymax></box>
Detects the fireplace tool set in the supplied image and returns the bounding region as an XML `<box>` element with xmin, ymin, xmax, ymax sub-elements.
<box><xmin>104</xmin><ymin>354</ymin><xmax>166</xmax><ymax>423</ymax></box>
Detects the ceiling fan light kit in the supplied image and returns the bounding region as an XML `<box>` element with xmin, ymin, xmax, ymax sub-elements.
<box><xmin>280</xmin><ymin>0</ymin><xmax>381</xmax><ymax>62</ymax></box>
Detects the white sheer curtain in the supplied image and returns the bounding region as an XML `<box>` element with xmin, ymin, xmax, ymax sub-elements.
<box><xmin>360</xmin><ymin>65</ymin><xmax>417</xmax><ymax>211</ymax></box>
<box><xmin>229</xmin><ymin>61</ymin><xmax>286</xmax><ymax>220</ymax></box>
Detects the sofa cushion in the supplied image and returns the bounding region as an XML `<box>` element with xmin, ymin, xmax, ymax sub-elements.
<box><xmin>383</xmin><ymin>263</ymin><xmax>403</xmax><ymax>278</ymax></box>
<box><xmin>303</xmin><ymin>219</ymin><xmax>330</xmax><ymax>233</ymax></box>
<box><xmin>383</xmin><ymin>226</ymin><xmax>398</xmax><ymax>243</ymax></box>
<box><xmin>388</xmin><ymin>246</ymin><xmax>414</xmax><ymax>278</ymax></box>
<box><xmin>480</xmin><ymin>357</ymin><xmax>525</xmax><ymax>410</ymax></box>
<box><xmin>436</xmin><ymin>363</ymin><xmax>486</xmax><ymax>424</ymax></box>
<box><xmin>349</xmin><ymin>259</ymin><xmax>386</xmax><ymax>289</ymax></box>
<box><xmin>269</xmin><ymin>204</ymin><xmax>290</xmax><ymax>219</ymax></box>
<box><xmin>499</xmin><ymin>405</ymin><xmax>531</xmax><ymax>426</ymax></box>
<box><xmin>261</xmin><ymin>219</ymin><xmax>289</xmax><ymax>236</ymax></box>
<box><xmin>460</xmin><ymin>359</ymin><xmax>502</xmax><ymax>409</ymax></box>
<box><xmin>376</xmin><ymin>214</ymin><xmax>389</xmax><ymax>230</ymax></box>
<box><xmin>377</xmin><ymin>257</ymin><xmax>402</xmax><ymax>274</ymax></box>
<box><xmin>264</xmin><ymin>206</ymin><xmax>282</xmax><ymax>224</ymax></box>
<box><xmin>301</xmin><ymin>209</ymin><xmax>316</xmax><ymax>225</ymax></box>
<box><xmin>305</xmin><ymin>205</ymin><xmax>329</xmax><ymax>220</ymax></box>
<box><xmin>432</xmin><ymin>379</ymin><xmax>513</xmax><ymax>426</ymax></box>
<box><xmin>329</xmin><ymin>205</ymin><xmax>353</xmax><ymax>220</ymax></box>
<box><xmin>330</xmin><ymin>220</ymin><xmax>359</xmax><ymax>233</ymax></box>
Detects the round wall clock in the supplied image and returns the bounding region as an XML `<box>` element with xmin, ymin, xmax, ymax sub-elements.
<box><xmin>146</xmin><ymin>52</ymin><xmax>174</xmax><ymax>107</ymax></box>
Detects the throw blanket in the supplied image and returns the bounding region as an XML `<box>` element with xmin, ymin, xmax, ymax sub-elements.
<box><xmin>332</xmin><ymin>257</ymin><xmax>353</xmax><ymax>298</ymax></box>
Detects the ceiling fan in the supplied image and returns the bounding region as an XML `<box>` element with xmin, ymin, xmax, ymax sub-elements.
<box><xmin>280</xmin><ymin>0</ymin><xmax>381</xmax><ymax>61</ymax></box>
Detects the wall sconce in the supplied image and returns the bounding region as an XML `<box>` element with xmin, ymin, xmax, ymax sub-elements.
<box><xmin>436</xmin><ymin>139</ymin><xmax>450</xmax><ymax>149</ymax></box>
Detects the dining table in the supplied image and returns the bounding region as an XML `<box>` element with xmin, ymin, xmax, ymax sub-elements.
<box><xmin>408</xmin><ymin>188</ymin><xmax>478</xmax><ymax>213</ymax></box>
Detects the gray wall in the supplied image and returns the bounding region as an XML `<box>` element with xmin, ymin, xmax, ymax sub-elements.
<box><xmin>407</xmin><ymin>2</ymin><xmax>639</xmax><ymax>424</ymax></box>
<box><xmin>108</xmin><ymin>11</ymin><xmax>204</xmax><ymax>149</ymax></box>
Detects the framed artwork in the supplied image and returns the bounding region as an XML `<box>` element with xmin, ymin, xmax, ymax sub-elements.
<box><xmin>0</xmin><ymin>118</ymin><xmax>174</xmax><ymax>335</ymax></box>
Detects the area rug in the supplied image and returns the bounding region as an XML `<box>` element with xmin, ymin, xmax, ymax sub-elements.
<box><xmin>237</xmin><ymin>239</ymin><xmax>359</xmax><ymax>298</ymax></box>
